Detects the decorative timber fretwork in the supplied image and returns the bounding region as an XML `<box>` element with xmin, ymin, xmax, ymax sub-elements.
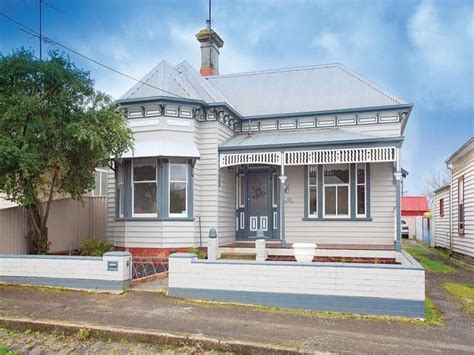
<box><xmin>220</xmin><ymin>152</ymin><xmax>282</xmax><ymax>168</ymax></box>
<box><xmin>219</xmin><ymin>147</ymin><xmax>396</xmax><ymax>168</ymax></box>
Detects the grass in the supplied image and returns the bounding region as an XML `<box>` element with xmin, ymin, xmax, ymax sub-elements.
<box><xmin>424</xmin><ymin>296</ymin><xmax>442</xmax><ymax>326</ymax></box>
<box><xmin>404</xmin><ymin>245</ymin><xmax>456</xmax><ymax>274</ymax></box>
<box><xmin>443</xmin><ymin>282</ymin><xmax>474</xmax><ymax>319</ymax></box>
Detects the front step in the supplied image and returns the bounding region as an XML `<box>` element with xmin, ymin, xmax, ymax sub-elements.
<box><xmin>220</xmin><ymin>253</ymin><xmax>256</xmax><ymax>260</ymax></box>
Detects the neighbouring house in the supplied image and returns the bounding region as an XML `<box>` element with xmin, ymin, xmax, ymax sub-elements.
<box><xmin>434</xmin><ymin>137</ymin><xmax>473</xmax><ymax>263</ymax></box>
<box><xmin>401</xmin><ymin>196</ymin><xmax>430</xmax><ymax>241</ymax></box>
<box><xmin>107</xmin><ymin>28</ymin><xmax>413</xmax><ymax>261</ymax></box>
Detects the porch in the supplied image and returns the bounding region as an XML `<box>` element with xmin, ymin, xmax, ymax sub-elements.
<box><xmin>218</xmin><ymin>136</ymin><xmax>404</xmax><ymax>250</ymax></box>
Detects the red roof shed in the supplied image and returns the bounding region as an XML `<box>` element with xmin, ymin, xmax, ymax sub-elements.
<box><xmin>401</xmin><ymin>196</ymin><xmax>430</xmax><ymax>216</ymax></box>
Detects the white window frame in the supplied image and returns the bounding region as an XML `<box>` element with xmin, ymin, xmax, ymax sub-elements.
<box><xmin>92</xmin><ymin>168</ymin><xmax>108</xmax><ymax>196</ymax></box>
<box><xmin>307</xmin><ymin>165</ymin><xmax>318</xmax><ymax>218</ymax></box>
<box><xmin>323</xmin><ymin>164</ymin><xmax>350</xmax><ymax>218</ymax></box>
<box><xmin>132</xmin><ymin>158</ymin><xmax>158</xmax><ymax>218</ymax></box>
<box><xmin>168</xmin><ymin>160</ymin><xmax>188</xmax><ymax>218</ymax></box>
<box><xmin>356</xmin><ymin>163</ymin><xmax>367</xmax><ymax>217</ymax></box>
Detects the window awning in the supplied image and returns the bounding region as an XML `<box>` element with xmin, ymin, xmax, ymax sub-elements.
<box><xmin>121</xmin><ymin>140</ymin><xmax>200</xmax><ymax>159</ymax></box>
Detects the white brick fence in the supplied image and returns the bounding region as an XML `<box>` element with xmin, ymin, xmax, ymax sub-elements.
<box><xmin>0</xmin><ymin>252</ymin><xmax>131</xmax><ymax>291</ymax></box>
<box><xmin>169</xmin><ymin>251</ymin><xmax>425</xmax><ymax>318</ymax></box>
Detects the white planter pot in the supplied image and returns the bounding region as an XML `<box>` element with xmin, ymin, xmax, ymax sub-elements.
<box><xmin>292</xmin><ymin>243</ymin><xmax>317</xmax><ymax>262</ymax></box>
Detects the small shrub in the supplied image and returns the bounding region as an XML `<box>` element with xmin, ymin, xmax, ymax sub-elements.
<box><xmin>188</xmin><ymin>247</ymin><xmax>206</xmax><ymax>259</ymax></box>
<box><xmin>81</xmin><ymin>239</ymin><xmax>111</xmax><ymax>256</ymax></box>
<box><xmin>76</xmin><ymin>328</ymin><xmax>92</xmax><ymax>341</ymax></box>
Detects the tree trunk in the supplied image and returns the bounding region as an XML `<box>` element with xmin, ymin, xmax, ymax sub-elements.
<box><xmin>27</xmin><ymin>203</ymin><xmax>51</xmax><ymax>254</ymax></box>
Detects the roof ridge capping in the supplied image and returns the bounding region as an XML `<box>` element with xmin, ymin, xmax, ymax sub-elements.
<box><xmin>206</xmin><ymin>63</ymin><xmax>341</xmax><ymax>79</ymax></box>
<box><xmin>334</xmin><ymin>64</ymin><xmax>406</xmax><ymax>105</ymax></box>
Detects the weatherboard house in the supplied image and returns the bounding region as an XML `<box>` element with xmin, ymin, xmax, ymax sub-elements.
<box><xmin>107</xmin><ymin>29</ymin><xmax>412</xmax><ymax>261</ymax></box>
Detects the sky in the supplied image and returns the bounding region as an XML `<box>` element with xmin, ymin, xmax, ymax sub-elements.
<box><xmin>0</xmin><ymin>0</ymin><xmax>473</xmax><ymax>194</ymax></box>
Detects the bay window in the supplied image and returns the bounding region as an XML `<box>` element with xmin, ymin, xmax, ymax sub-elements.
<box><xmin>324</xmin><ymin>164</ymin><xmax>349</xmax><ymax>217</ymax></box>
<box><xmin>132</xmin><ymin>158</ymin><xmax>157</xmax><ymax>217</ymax></box>
<box><xmin>116</xmin><ymin>157</ymin><xmax>193</xmax><ymax>220</ymax></box>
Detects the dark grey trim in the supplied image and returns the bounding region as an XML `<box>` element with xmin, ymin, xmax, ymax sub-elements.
<box><xmin>317</xmin><ymin>165</ymin><xmax>323</xmax><ymax>218</ymax></box>
<box><xmin>304</xmin><ymin>165</ymin><xmax>308</xmax><ymax>218</ymax></box>
<box><xmin>302</xmin><ymin>217</ymin><xmax>373</xmax><ymax>222</ymax></box>
<box><xmin>168</xmin><ymin>288</ymin><xmax>424</xmax><ymax>318</ymax></box>
<box><xmin>219</xmin><ymin>137</ymin><xmax>404</xmax><ymax>152</ymax></box>
<box><xmin>124</xmin><ymin>160</ymin><xmax>132</xmax><ymax>218</ymax></box>
<box><xmin>115</xmin><ymin>217</ymin><xmax>195</xmax><ymax>222</ymax></box>
<box><xmin>242</xmin><ymin>104</ymin><xmax>414</xmax><ymax>120</ymax></box>
<box><xmin>0</xmin><ymin>276</ymin><xmax>130</xmax><ymax>291</ymax></box>
<box><xmin>350</xmin><ymin>163</ymin><xmax>356</xmax><ymax>219</ymax></box>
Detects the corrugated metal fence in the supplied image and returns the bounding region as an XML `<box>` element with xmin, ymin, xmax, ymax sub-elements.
<box><xmin>0</xmin><ymin>196</ymin><xmax>107</xmax><ymax>254</ymax></box>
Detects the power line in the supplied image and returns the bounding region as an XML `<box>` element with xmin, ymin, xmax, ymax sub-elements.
<box><xmin>0</xmin><ymin>12</ymin><xmax>187</xmax><ymax>100</ymax></box>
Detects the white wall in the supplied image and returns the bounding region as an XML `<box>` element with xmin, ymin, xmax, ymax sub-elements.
<box><xmin>0</xmin><ymin>252</ymin><xmax>131</xmax><ymax>290</ymax></box>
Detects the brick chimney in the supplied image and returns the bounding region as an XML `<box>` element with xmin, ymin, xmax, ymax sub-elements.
<box><xmin>196</xmin><ymin>28</ymin><xmax>224</xmax><ymax>76</ymax></box>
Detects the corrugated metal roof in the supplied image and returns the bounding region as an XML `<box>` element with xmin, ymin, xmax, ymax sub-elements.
<box><xmin>219</xmin><ymin>128</ymin><xmax>392</xmax><ymax>150</ymax></box>
<box><xmin>401</xmin><ymin>196</ymin><xmax>430</xmax><ymax>216</ymax></box>
<box><xmin>207</xmin><ymin>64</ymin><xmax>406</xmax><ymax>117</ymax></box>
<box><xmin>119</xmin><ymin>61</ymin><xmax>407</xmax><ymax>118</ymax></box>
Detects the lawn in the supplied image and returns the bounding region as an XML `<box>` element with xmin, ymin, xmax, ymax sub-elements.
<box><xmin>404</xmin><ymin>245</ymin><xmax>456</xmax><ymax>274</ymax></box>
<box><xmin>444</xmin><ymin>282</ymin><xmax>474</xmax><ymax>319</ymax></box>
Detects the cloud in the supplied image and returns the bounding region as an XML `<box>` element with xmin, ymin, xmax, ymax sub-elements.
<box><xmin>406</xmin><ymin>0</ymin><xmax>474</xmax><ymax>109</ymax></box>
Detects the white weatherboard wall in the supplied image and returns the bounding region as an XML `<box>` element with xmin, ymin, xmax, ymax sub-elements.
<box><xmin>434</xmin><ymin>187</ymin><xmax>450</xmax><ymax>249</ymax></box>
<box><xmin>0</xmin><ymin>252</ymin><xmax>131</xmax><ymax>290</ymax></box>
<box><xmin>169</xmin><ymin>252</ymin><xmax>425</xmax><ymax>318</ymax></box>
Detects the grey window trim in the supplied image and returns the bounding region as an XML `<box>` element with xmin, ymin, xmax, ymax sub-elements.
<box><xmin>116</xmin><ymin>157</ymin><xmax>194</xmax><ymax>221</ymax></box>
<box><xmin>303</xmin><ymin>163</ymin><xmax>371</xmax><ymax>221</ymax></box>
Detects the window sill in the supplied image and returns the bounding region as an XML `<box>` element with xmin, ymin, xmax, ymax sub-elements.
<box><xmin>115</xmin><ymin>217</ymin><xmax>195</xmax><ymax>222</ymax></box>
<box><xmin>302</xmin><ymin>217</ymin><xmax>373</xmax><ymax>222</ymax></box>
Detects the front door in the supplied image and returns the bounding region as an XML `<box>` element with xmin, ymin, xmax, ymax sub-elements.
<box><xmin>247</xmin><ymin>173</ymin><xmax>271</xmax><ymax>238</ymax></box>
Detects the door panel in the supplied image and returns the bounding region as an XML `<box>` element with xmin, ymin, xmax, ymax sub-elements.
<box><xmin>247</xmin><ymin>174</ymin><xmax>270</xmax><ymax>237</ymax></box>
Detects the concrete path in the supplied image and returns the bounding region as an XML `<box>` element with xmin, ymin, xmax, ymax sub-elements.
<box><xmin>0</xmin><ymin>283</ymin><xmax>473</xmax><ymax>354</ymax></box>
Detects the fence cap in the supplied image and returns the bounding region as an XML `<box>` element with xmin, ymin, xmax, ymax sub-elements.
<box><xmin>209</xmin><ymin>227</ymin><xmax>217</xmax><ymax>239</ymax></box>
<box><xmin>103</xmin><ymin>252</ymin><xmax>132</xmax><ymax>257</ymax></box>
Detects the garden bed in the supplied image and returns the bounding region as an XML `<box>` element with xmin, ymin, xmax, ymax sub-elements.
<box><xmin>266</xmin><ymin>255</ymin><xmax>399</xmax><ymax>264</ymax></box>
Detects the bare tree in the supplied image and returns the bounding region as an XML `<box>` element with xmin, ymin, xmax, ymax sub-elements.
<box><xmin>422</xmin><ymin>167</ymin><xmax>451</xmax><ymax>206</ymax></box>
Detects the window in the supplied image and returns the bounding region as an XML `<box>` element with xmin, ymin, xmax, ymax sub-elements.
<box><xmin>132</xmin><ymin>158</ymin><xmax>157</xmax><ymax>217</ymax></box>
<box><xmin>117</xmin><ymin>164</ymin><xmax>125</xmax><ymax>218</ymax></box>
<box><xmin>458</xmin><ymin>176</ymin><xmax>465</xmax><ymax>233</ymax></box>
<box><xmin>308</xmin><ymin>166</ymin><xmax>318</xmax><ymax>217</ymax></box>
<box><xmin>92</xmin><ymin>169</ymin><xmax>108</xmax><ymax>196</ymax></box>
<box><xmin>324</xmin><ymin>164</ymin><xmax>349</xmax><ymax>217</ymax></box>
<box><xmin>439</xmin><ymin>198</ymin><xmax>444</xmax><ymax>218</ymax></box>
<box><xmin>169</xmin><ymin>159</ymin><xmax>187</xmax><ymax>217</ymax></box>
<box><xmin>356</xmin><ymin>163</ymin><xmax>366</xmax><ymax>216</ymax></box>
<box><xmin>238</xmin><ymin>174</ymin><xmax>245</xmax><ymax>208</ymax></box>
<box><xmin>272</xmin><ymin>173</ymin><xmax>278</xmax><ymax>208</ymax></box>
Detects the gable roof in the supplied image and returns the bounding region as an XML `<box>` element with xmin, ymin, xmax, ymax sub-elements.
<box><xmin>119</xmin><ymin>61</ymin><xmax>409</xmax><ymax>118</ymax></box>
<box><xmin>401</xmin><ymin>196</ymin><xmax>430</xmax><ymax>216</ymax></box>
